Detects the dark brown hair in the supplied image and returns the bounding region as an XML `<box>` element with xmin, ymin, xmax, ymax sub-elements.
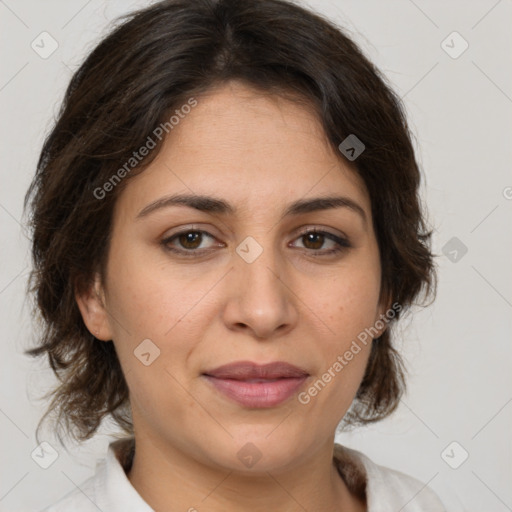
<box><xmin>23</xmin><ymin>0</ymin><xmax>436</xmax><ymax>445</ymax></box>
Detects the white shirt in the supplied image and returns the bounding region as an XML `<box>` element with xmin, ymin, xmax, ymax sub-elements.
<box><xmin>41</xmin><ymin>438</ymin><xmax>446</xmax><ymax>511</ymax></box>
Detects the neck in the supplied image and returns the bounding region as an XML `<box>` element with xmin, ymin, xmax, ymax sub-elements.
<box><xmin>125</xmin><ymin>434</ymin><xmax>366</xmax><ymax>512</ymax></box>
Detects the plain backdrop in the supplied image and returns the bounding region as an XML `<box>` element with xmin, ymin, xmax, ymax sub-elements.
<box><xmin>1</xmin><ymin>1</ymin><xmax>511</xmax><ymax>511</ymax></box>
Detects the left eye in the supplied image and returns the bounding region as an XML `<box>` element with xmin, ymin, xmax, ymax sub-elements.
<box><xmin>291</xmin><ymin>230</ymin><xmax>350</xmax><ymax>254</ymax></box>
<box><xmin>161</xmin><ymin>229</ymin><xmax>350</xmax><ymax>256</ymax></box>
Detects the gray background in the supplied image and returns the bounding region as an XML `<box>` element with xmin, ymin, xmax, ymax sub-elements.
<box><xmin>1</xmin><ymin>0</ymin><xmax>511</xmax><ymax>510</ymax></box>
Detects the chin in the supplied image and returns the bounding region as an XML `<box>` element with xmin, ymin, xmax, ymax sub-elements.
<box><xmin>198</xmin><ymin>429</ymin><xmax>310</xmax><ymax>474</ymax></box>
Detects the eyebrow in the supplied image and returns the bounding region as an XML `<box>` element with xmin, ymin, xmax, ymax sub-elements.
<box><xmin>136</xmin><ymin>193</ymin><xmax>367</xmax><ymax>224</ymax></box>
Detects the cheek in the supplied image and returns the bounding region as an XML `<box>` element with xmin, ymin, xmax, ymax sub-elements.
<box><xmin>324</xmin><ymin>265</ymin><xmax>382</xmax><ymax>336</ymax></box>
<box><xmin>103</xmin><ymin>248</ymin><xmax>223</xmax><ymax>394</ymax></box>
<box><xmin>105</xmin><ymin>246</ymin><xmax>207</xmax><ymax>337</ymax></box>
<box><xmin>311</xmin><ymin>265</ymin><xmax>381</xmax><ymax>392</ymax></box>
<box><xmin>104</xmin><ymin>257</ymin><xmax>208</xmax><ymax>421</ymax></box>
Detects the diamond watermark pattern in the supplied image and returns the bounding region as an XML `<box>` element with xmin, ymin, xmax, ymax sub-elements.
<box><xmin>236</xmin><ymin>236</ymin><xmax>263</xmax><ymax>264</ymax></box>
<box><xmin>338</xmin><ymin>134</ymin><xmax>365</xmax><ymax>161</ymax></box>
<box><xmin>31</xmin><ymin>442</ymin><xmax>59</xmax><ymax>469</ymax></box>
<box><xmin>442</xmin><ymin>236</ymin><xmax>468</xmax><ymax>263</ymax></box>
<box><xmin>237</xmin><ymin>442</ymin><xmax>263</xmax><ymax>468</ymax></box>
<box><xmin>31</xmin><ymin>31</ymin><xmax>59</xmax><ymax>59</ymax></box>
<box><xmin>441</xmin><ymin>31</ymin><xmax>469</xmax><ymax>59</ymax></box>
<box><xmin>134</xmin><ymin>338</ymin><xmax>161</xmax><ymax>366</ymax></box>
<box><xmin>441</xmin><ymin>441</ymin><xmax>469</xmax><ymax>469</ymax></box>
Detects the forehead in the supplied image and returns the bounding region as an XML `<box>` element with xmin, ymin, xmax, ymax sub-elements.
<box><xmin>115</xmin><ymin>81</ymin><xmax>370</xmax><ymax>219</ymax></box>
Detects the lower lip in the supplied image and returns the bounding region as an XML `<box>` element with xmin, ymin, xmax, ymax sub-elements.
<box><xmin>202</xmin><ymin>375</ymin><xmax>308</xmax><ymax>408</ymax></box>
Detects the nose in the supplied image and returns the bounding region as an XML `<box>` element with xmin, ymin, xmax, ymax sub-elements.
<box><xmin>221</xmin><ymin>240</ymin><xmax>298</xmax><ymax>340</ymax></box>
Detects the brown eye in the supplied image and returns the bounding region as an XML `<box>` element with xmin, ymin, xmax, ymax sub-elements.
<box><xmin>161</xmin><ymin>228</ymin><xmax>350</xmax><ymax>258</ymax></box>
<box><xmin>162</xmin><ymin>230</ymin><xmax>219</xmax><ymax>255</ymax></box>
<box><xmin>177</xmin><ymin>231</ymin><xmax>203</xmax><ymax>249</ymax></box>
<box><xmin>301</xmin><ymin>232</ymin><xmax>325</xmax><ymax>250</ymax></box>
<box><xmin>291</xmin><ymin>229</ymin><xmax>351</xmax><ymax>255</ymax></box>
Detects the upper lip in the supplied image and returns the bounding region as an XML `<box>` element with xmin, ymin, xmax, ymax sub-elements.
<box><xmin>203</xmin><ymin>361</ymin><xmax>309</xmax><ymax>380</ymax></box>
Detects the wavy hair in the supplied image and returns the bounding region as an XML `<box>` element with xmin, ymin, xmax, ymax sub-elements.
<box><xmin>23</xmin><ymin>0</ymin><xmax>436</xmax><ymax>445</ymax></box>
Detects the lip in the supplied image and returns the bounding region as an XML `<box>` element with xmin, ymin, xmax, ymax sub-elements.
<box><xmin>202</xmin><ymin>361</ymin><xmax>309</xmax><ymax>408</ymax></box>
<box><xmin>203</xmin><ymin>360</ymin><xmax>309</xmax><ymax>380</ymax></box>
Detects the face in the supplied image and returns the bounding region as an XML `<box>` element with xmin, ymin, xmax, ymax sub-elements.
<box><xmin>77</xmin><ymin>81</ymin><xmax>389</xmax><ymax>473</ymax></box>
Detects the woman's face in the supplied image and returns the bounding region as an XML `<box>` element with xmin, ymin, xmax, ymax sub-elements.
<box><xmin>79</xmin><ymin>81</ymin><xmax>389</xmax><ymax>472</ymax></box>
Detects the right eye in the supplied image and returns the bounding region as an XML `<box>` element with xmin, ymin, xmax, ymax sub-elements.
<box><xmin>161</xmin><ymin>229</ymin><xmax>222</xmax><ymax>256</ymax></box>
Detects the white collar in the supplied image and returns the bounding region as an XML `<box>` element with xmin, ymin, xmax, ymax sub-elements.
<box><xmin>50</xmin><ymin>437</ymin><xmax>445</xmax><ymax>511</ymax></box>
<box><xmin>92</xmin><ymin>437</ymin><xmax>152</xmax><ymax>511</ymax></box>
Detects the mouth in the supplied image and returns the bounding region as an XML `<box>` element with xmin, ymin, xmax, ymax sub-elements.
<box><xmin>203</xmin><ymin>360</ymin><xmax>309</xmax><ymax>380</ymax></box>
<box><xmin>201</xmin><ymin>360</ymin><xmax>309</xmax><ymax>408</ymax></box>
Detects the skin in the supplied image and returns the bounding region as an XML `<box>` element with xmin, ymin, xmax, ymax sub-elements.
<box><xmin>76</xmin><ymin>80</ymin><xmax>390</xmax><ymax>512</ymax></box>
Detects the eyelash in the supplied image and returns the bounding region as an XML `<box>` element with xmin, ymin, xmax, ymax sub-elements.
<box><xmin>161</xmin><ymin>228</ymin><xmax>351</xmax><ymax>258</ymax></box>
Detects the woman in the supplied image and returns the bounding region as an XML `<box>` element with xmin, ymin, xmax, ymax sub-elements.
<box><xmin>24</xmin><ymin>0</ymin><xmax>443</xmax><ymax>510</ymax></box>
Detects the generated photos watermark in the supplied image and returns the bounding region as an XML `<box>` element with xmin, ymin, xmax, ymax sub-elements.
<box><xmin>298</xmin><ymin>301</ymin><xmax>402</xmax><ymax>404</ymax></box>
<box><xmin>93</xmin><ymin>97</ymin><xmax>198</xmax><ymax>200</ymax></box>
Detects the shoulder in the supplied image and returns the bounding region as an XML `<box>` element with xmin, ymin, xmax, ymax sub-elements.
<box><xmin>334</xmin><ymin>443</ymin><xmax>446</xmax><ymax>512</ymax></box>
<box><xmin>39</xmin><ymin>470</ymin><xmax>100</xmax><ymax>512</ymax></box>
<box><xmin>39</xmin><ymin>437</ymin><xmax>149</xmax><ymax>512</ymax></box>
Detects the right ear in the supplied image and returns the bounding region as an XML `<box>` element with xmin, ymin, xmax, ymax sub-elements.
<box><xmin>74</xmin><ymin>273</ymin><xmax>113</xmax><ymax>341</ymax></box>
